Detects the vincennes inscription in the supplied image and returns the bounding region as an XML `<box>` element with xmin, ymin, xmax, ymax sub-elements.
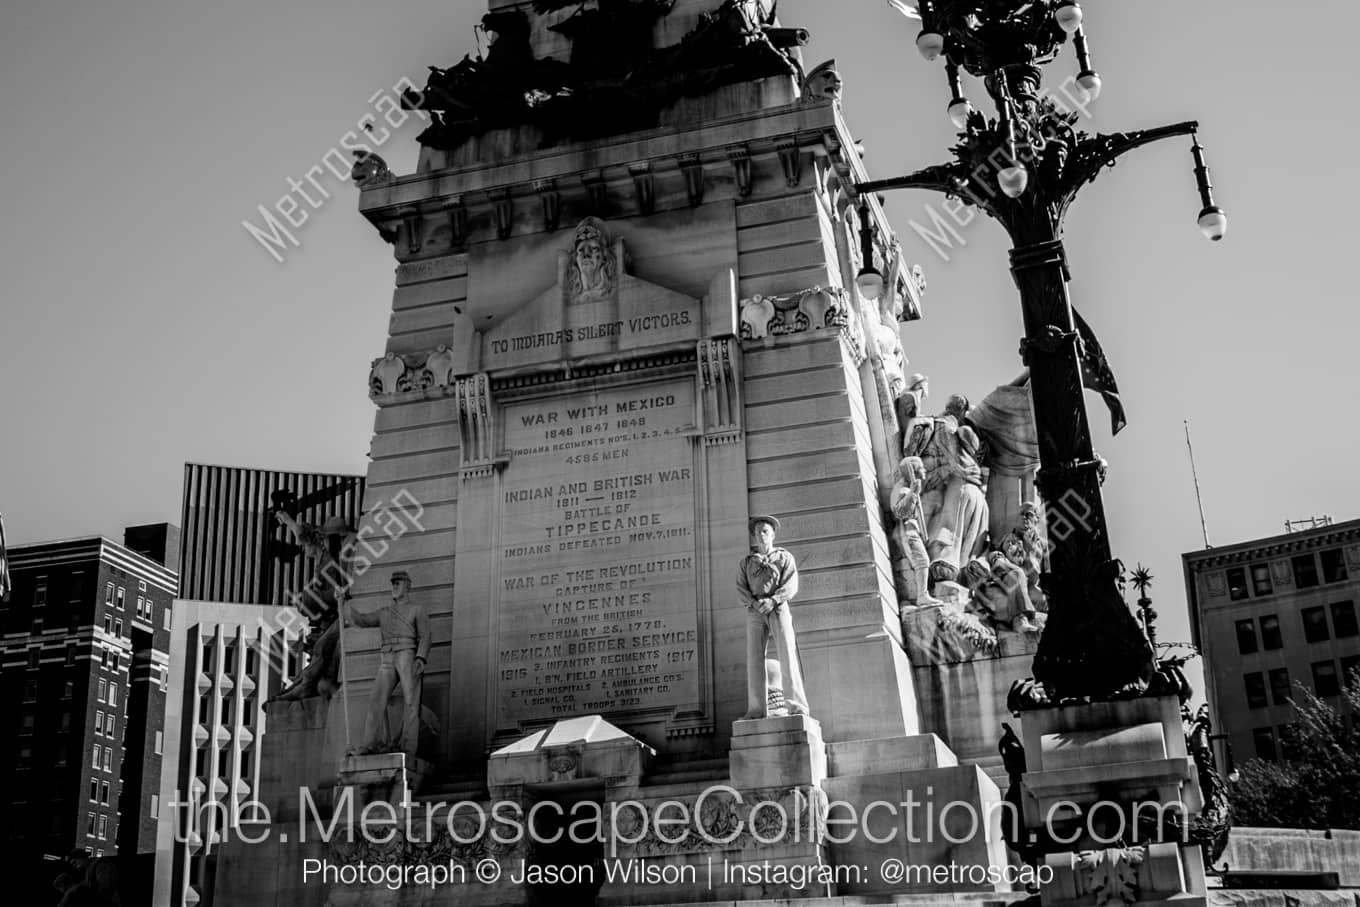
<box><xmin>497</xmin><ymin>379</ymin><xmax>700</xmax><ymax>724</ymax></box>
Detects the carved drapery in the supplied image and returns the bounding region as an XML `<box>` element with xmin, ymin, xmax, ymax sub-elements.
<box><xmin>455</xmin><ymin>373</ymin><xmax>497</xmax><ymax>476</ymax></box>
<box><xmin>697</xmin><ymin>338</ymin><xmax>741</xmax><ymax>444</ymax></box>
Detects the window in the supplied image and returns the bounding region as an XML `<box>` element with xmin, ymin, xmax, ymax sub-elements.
<box><xmin>242</xmin><ymin>698</ymin><xmax>255</xmax><ymax>728</ymax></box>
<box><xmin>1227</xmin><ymin>566</ymin><xmax>1249</xmax><ymax>600</ymax></box>
<box><xmin>95</xmin><ymin>710</ymin><xmax>104</xmax><ymax>735</ymax></box>
<box><xmin>27</xmin><ymin>649</ymin><xmax>39</xmax><ymax>669</ymax></box>
<box><xmin>23</xmin><ymin>680</ymin><xmax>37</xmax><ymax>702</ymax></box>
<box><xmin>97</xmin><ymin>679</ymin><xmax>106</xmax><ymax>702</ymax></box>
<box><xmin>197</xmin><ymin>697</ymin><xmax>209</xmax><ymax>725</ymax></box>
<box><xmin>194</xmin><ymin>747</ymin><xmax>207</xmax><ymax>779</ymax></box>
<box><xmin>105</xmin><ymin>583</ymin><xmax>114</xmax><ymax>606</ymax></box>
<box><xmin>102</xmin><ymin>615</ymin><xmax>112</xmax><ymax>634</ymax></box>
<box><xmin>101</xmin><ymin>748</ymin><xmax>111</xmax><ymax>771</ymax></box>
<box><xmin>107</xmin><ymin>684</ymin><xmax>117</xmax><ymax>707</ymax></box>
<box><xmin>224</xmin><ymin>641</ymin><xmax>237</xmax><ymax>675</ymax></box>
<box><xmin>1251</xmin><ymin>564</ymin><xmax>1273</xmax><ymax>597</ymax></box>
<box><xmin>201</xmin><ymin>641</ymin><xmax>214</xmax><ymax>673</ymax></box>
<box><xmin>115</xmin><ymin>587</ymin><xmax>124</xmax><ymax>610</ymax></box>
<box><xmin>163</xmin><ymin>608</ymin><xmax>171</xmax><ymax>631</ymax></box>
<box><xmin>1293</xmin><ymin>554</ymin><xmax>1320</xmax><ymax>589</ymax></box>
<box><xmin>1343</xmin><ymin>655</ymin><xmax>1360</xmax><ymax>688</ymax></box>
<box><xmin>55</xmin><ymin>744</ymin><xmax>67</xmax><ymax>766</ymax></box>
<box><xmin>150</xmin><ymin>794</ymin><xmax>159</xmax><ymax>819</ymax></box>
<box><xmin>20</xmin><ymin>712</ymin><xmax>35</xmax><ymax>734</ymax></box>
<box><xmin>104</xmin><ymin>713</ymin><xmax>115</xmax><ymax>736</ymax></box>
<box><xmin>1235</xmin><ymin>619</ymin><xmax>1259</xmax><ymax>655</ymax></box>
<box><xmin>89</xmin><ymin>780</ymin><xmax>99</xmax><ymax>802</ymax></box>
<box><xmin>1269</xmin><ymin>668</ymin><xmax>1292</xmax><ymax>705</ymax></box>
<box><xmin>97</xmin><ymin>815</ymin><xmax>107</xmax><ymax>839</ymax></box>
<box><xmin>61</xmin><ymin>711</ymin><xmax>70</xmax><ymax>732</ymax></box>
<box><xmin>65</xmin><ymin>643</ymin><xmax>76</xmax><ymax>666</ymax></box>
<box><xmin>1302</xmin><ymin>606</ymin><xmax>1330</xmax><ymax>643</ymax></box>
<box><xmin>17</xmin><ymin>746</ymin><xmax>32</xmax><ymax>769</ymax></box>
<box><xmin>99</xmin><ymin>782</ymin><xmax>109</xmax><ymax>805</ymax></box>
<box><xmin>1331</xmin><ymin>601</ymin><xmax>1358</xmax><ymax>638</ymax></box>
<box><xmin>222</xmin><ymin>696</ymin><xmax>234</xmax><ymax>726</ymax></box>
<box><xmin>113</xmin><ymin>619</ymin><xmax>122</xmax><ymax>638</ymax></box>
<box><xmin>1313</xmin><ymin>660</ymin><xmax>1341</xmax><ymax>697</ymax></box>
<box><xmin>240</xmin><ymin>750</ymin><xmax>252</xmax><ymax>779</ymax></box>
<box><xmin>30</xmin><ymin>617</ymin><xmax>42</xmax><ymax>634</ymax></box>
<box><xmin>87</xmin><ymin>813</ymin><xmax>97</xmax><ymax>837</ymax></box>
<box><xmin>1253</xmin><ymin>727</ymin><xmax>1277</xmax><ymax>761</ymax></box>
<box><xmin>1245</xmin><ymin>672</ymin><xmax>1267</xmax><ymax>708</ymax></box>
<box><xmin>1321</xmin><ymin>548</ymin><xmax>1349</xmax><ymax>584</ymax></box>
<box><xmin>92</xmin><ymin>745</ymin><xmax>102</xmax><ymax>769</ymax></box>
<box><xmin>63</xmin><ymin>681</ymin><xmax>73</xmax><ymax>699</ymax></box>
<box><xmin>135</xmin><ymin>597</ymin><xmax>144</xmax><ymax>619</ymax></box>
<box><xmin>245</xmin><ymin>646</ymin><xmax>258</xmax><ymax>676</ymax></box>
<box><xmin>154</xmin><ymin>731</ymin><xmax>163</xmax><ymax>755</ymax></box>
<box><xmin>138</xmin><ymin>580</ymin><xmax>146</xmax><ymax>593</ymax></box>
<box><xmin>34</xmin><ymin>582</ymin><xmax>47</xmax><ymax>607</ymax></box>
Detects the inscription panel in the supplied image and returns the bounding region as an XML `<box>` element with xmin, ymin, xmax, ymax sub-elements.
<box><xmin>496</xmin><ymin>378</ymin><xmax>700</xmax><ymax>726</ymax></box>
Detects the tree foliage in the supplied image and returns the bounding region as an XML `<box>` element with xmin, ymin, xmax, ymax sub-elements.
<box><xmin>1229</xmin><ymin>674</ymin><xmax>1360</xmax><ymax>829</ymax></box>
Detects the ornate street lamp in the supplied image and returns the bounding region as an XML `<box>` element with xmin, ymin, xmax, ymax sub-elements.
<box><xmin>861</xmin><ymin>1</ymin><xmax>1227</xmax><ymax>702</ymax></box>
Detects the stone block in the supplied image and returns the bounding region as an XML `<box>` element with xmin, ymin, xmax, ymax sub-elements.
<box><xmin>729</xmin><ymin>714</ymin><xmax>826</xmax><ymax>788</ymax></box>
<box><xmin>826</xmin><ymin>734</ymin><xmax>958</xmax><ymax>777</ymax></box>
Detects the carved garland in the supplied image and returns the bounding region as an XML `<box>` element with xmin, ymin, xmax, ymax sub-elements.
<box><xmin>738</xmin><ymin>285</ymin><xmax>864</xmax><ymax>361</ymax></box>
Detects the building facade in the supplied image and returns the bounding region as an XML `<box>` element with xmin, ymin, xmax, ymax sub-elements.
<box><xmin>153</xmin><ymin>600</ymin><xmax>299</xmax><ymax>907</ymax></box>
<box><xmin>179</xmin><ymin>462</ymin><xmax>364</xmax><ymax>607</ymax></box>
<box><xmin>0</xmin><ymin>527</ymin><xmax>177</xmax><ymax>866</ymax></box>
<box><xmin>1184</xmin><ymin>519</ymin><xmax>1360</xmax><ymax>770</ymax></box>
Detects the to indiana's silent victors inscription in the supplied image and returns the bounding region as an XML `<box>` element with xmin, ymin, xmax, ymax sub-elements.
<box><xmin>496</xmin><ymin>378</ymin><xmax>701</xmax><ymax>724</ymax></box>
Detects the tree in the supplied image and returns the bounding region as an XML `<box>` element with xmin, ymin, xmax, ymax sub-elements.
<box><xmin>1229</xmin><ymin>673</ymin><xmax>1360</xmax><ymax>829</ymax></box>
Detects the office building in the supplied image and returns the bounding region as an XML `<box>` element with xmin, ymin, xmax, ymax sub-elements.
<box><xmin>1184</xmin><ymin>518</ymin><xmax>1360</xmax><ymax>770</ymax></box>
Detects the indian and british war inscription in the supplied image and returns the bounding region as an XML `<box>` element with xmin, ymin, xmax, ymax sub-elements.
<box><xmin>495</xmin><ymin>378</ymin><xmax>701</xmax><ymax>725</ymax></box>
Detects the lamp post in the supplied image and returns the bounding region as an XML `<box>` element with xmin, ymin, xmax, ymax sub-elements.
<box><xmin>860</xmin><ymin>1</ymin><xmax>1226</xmax><ymax>703</ymax></box>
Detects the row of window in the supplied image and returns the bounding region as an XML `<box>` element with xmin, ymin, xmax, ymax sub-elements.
<box><xmin>194</xmin><ymin>744</ymin><xmax>254</xmax><ymax>781</ymax></box>
<box><xmin>1235</xmin><ymin>601</ymin><xmax>1358</xmax><ymax>654</ymax></box>
<box><xmin>1244</xmin><ymin>655</ymin><xmax>1360</xmax><ymax>708</ymax></box>
<box><xmin>196</xmin><ymin>694</ymin><xmax>257</xmax><ymax>728</ymax></box>
<box><xmin>94</xmin><ymin>710</ymin><xmax>116</xmax><ymax>738</ymax></box>
<box><xmin>86</xmin><ymin>812</ymin><xmax>109</xmax><ymax>840</ymax></box>
<box><xmin>23</xmin><ymin>678</ymin><xmax>117</xmax><ymax>704</ymax></box>
<box><xmin>1227</xmin><ymin>548</ymin><xmax>1350</xmax><ymax>601</ymax></box>
<box><xmin>88</xmin><ymin>779</ymin><xmax>111</xmax><ymax>805</ymax></box>
<box><xmin>200</xmin><ymin>640</ymin><xmax>258</xmax><ymax>676</ymax></box>
<box><xmin>91</xmin><ymin>744</ymin><xmax>114</xmax><ymax>772</ymax></box>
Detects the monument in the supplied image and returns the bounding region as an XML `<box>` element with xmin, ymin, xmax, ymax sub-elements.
<box><xmin>208</xmin><ymin>3</ymin><xmax>1214</xmax><ymax>906</ymax></box>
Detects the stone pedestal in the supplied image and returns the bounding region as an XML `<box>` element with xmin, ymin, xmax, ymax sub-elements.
<box><xmin>336</xmin><ymin>752</ymin><xmax>431</xmax><ymax>808</ymax></box>
<box><xmin>729</xmin><ymin>714</ymin><xmax>826</xmax><ymax>789</ymax></box>
<box><xmin>1020</xmin><ymin>696</ymin><xmax>1207</xmax><ymax>907</ymax></box>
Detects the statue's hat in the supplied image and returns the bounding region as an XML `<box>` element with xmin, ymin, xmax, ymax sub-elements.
<box><xmin>322</xmin><ymin>515</ymin><xmax>349</xmax><ymax>535</ymax></box>
<box><xmin>748</xmin><ymin>515</ymin><xmax>781</xmax><ymax>534</ymax></box>
<box><xmin>390</xmin><ymin>570</ymin><xmax>412</xmax><ymax>584</ymax></box>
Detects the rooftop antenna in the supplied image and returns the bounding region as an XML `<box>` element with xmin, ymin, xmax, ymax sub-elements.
<box><xmin>1185</xmin><ymin>420</ymin><xmax>1211</xmax><ymax>548</ymax></box>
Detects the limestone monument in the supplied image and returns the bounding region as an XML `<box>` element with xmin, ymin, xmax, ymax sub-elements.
<box><xmin>208</xmin><ymin>3</ymin><xmax>1212</xmax><ymax>906</ymax></box>
<box><xmin>736</xmin><ymin>515</ymin><xmax>809</xmax><ymax>719</ymax></box>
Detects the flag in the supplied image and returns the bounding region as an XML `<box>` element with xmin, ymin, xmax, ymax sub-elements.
<box><xmin>0</xmin><ymin>511</ymin><xmax>11</xmax><ymax>603</ymax></box>
<box><xmin>1072</xmin><ymin>307</ymin><xmax>1127</xmax><ymax>436</ymax></box>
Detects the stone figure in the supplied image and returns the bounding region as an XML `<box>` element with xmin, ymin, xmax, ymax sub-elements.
<box><xmin>565</xmin><ymin>216</ymin><xmax>617</xmax><ymax>303</ymax></box>
<box><xmin>346</xmin><ymin>570</ymin><xmax>431</xmax><ymax>757</ymax></box>
<box><xmin>801</xmin><ymin>59</ymin><xmax>842</xmax><ymax>103</ymax></box>
<box><xmin>903</xmin><ymin>394</ymin><xmax>989</xmax><ymax>582</ymax></box>
<box><xmin>896</xmin><ymin>372</ymin><xmax>929</xmax><ymax>443</ymax></box>
<box><xmin>999</xmin><ymin>502</ymin><xmax>1048</xmax><ymax>611</ymax></box>
<box><xmin>889</xmin><ymin>456</ymin><xmax>937</xmax><ymax>607</ymax></box>
<box><xmin>970</xmin><ymin>376</ymin><xmax>1040</xmax><ymax>542</ymax></box>
<box><xmin>351</xmin><ymin>150</ymin><xmax>393</xmax><ymax>189</ymax></box>
<box><xmin>959</xmin><ymin>556</ymin><xmax>1038</xmax><ymax>634</ymax></box>
<box><xmin>737</xmin><ymin>516</ymin><xmax>810</xmax><ymax>720</ymax></box>
<box><xmin>273</xmin><ymin>513</ymin><xmax>354</xmax><ymax>701</ymax></box>
<box><xmin>874</xmin><ymin>241</ymin><xmax>910</xmax><ymax>397</ymax></box>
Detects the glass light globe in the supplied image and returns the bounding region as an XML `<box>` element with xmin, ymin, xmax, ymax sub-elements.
<box><xmin>1077</xmin><ymin>70</ymin><xmax>1102</xmax><ymax>101</ymax></box>
<box><xmin>916</xmin><ymin>31</ymin><xmax>944</xmax><ymax>61</ymax></box>
<box><xmin>1054</xmin><ymin>2</ymin><xmax>1083</xmax><ymax>34</ymax></box>
<box><xmin>948</xmin><ymin>97</ymin><xmax>973</xmax><ymax>129</ymax></box>
<box><xmin>998</xmin><ymin>165</ymin><xmax>1028</xmax><ymax>198</ymax></box>
<box><xmin>1197</xmin><ymin>206</ymin><xmax>1227</xmax><ymax>242</ymax></box>
<box><xmin>856</xmin><ymin>267</ymin><xmax>884</xmax><ymax>301</ymax></box>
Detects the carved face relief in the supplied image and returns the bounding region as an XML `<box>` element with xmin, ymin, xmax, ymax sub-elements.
<box><xmin>566</xmin><ymin>217</ymin><xmax>616</xmax><ymax>303</ymax></box>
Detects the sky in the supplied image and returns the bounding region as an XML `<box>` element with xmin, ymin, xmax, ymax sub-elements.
<box><xmin>2</xmin><ymin>1</ymin><xmax>1358</xmax><ymax>664</ymax></box>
